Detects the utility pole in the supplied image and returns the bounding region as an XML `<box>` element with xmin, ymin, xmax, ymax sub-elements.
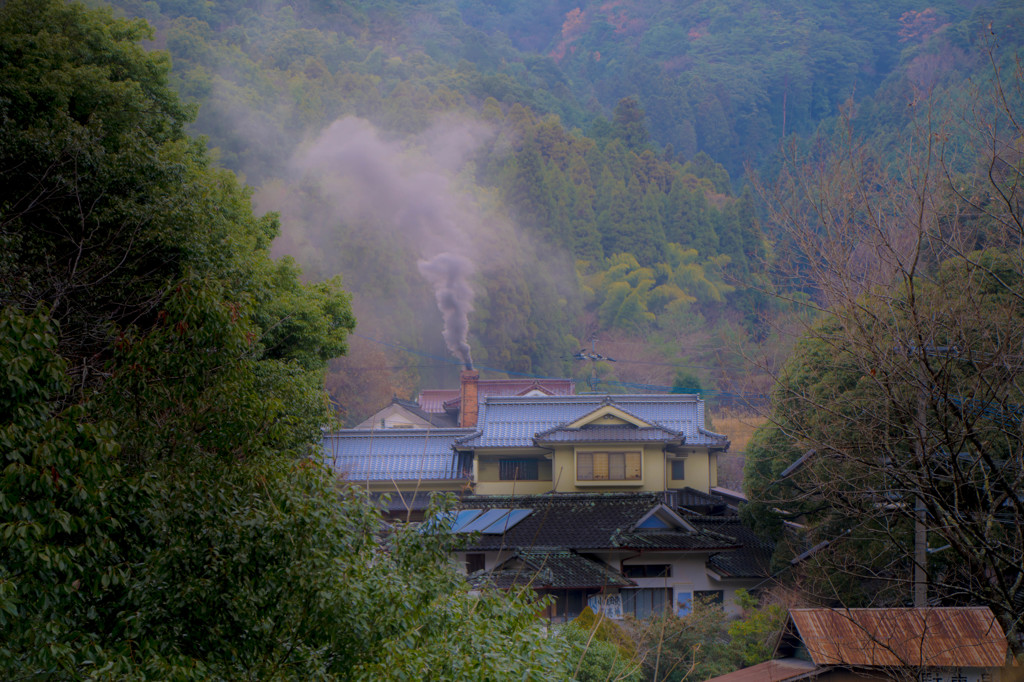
<box><xmin>914</xmin><ymin>354</ymin><xmax>928</xmax><ymax>608</ymax></box>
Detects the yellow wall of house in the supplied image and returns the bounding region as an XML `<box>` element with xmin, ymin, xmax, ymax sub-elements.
<box><xmin>533</xmin><ymin>446</ymin><xmax>716</xmax><ymax>494</ymax></box>
<box><xmin>673</xmin><ymin>449</ymin><xmax>712</xmax><ymax>493</ymax></box>
<box><xmin>474</xmin><ymin>456</ymin><xmax>553</xmax><ymax>496</ymax></box>
<box><xmin>345</xmin><ymin>479</ymin><xmax>468</xmax><ymax>495</ymax></box>
<box><xmin>476</xmin><ymin>458</ymin><xmax>553</xmax><ymax>483</ymax></box>
<box><xmin>344</xmin><ymin>475</ymin><xmax>471</xmax><ymax>497</ymax></box>
<box><xmin>667</xmin><ymin>458</ymin><xmax>687</xmax><ymax>488</ymax></box>
<box><xmin>663</xmin><ymin>446</ymin><xmax>712</xmax><ymax>489</ymax></box>
<box><xmin>549</xmin><ymin>445</ymin><xmax>673</xmax><ymax>493</ymax></box>
<box><xmin>473</xmin><ymin>480</ymin><xmax>554</xmax><ymax>495</ymax></box>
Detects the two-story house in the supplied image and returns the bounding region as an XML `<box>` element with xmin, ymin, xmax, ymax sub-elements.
<box><xmin>322</xmin><ymin>370</ymin><xmax>772</xmax><ymax>620</ymax></box>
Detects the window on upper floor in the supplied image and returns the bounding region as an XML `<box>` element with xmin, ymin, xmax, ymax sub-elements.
<box><xmin>577</xmin><ymin>451</ymin><xmax>642</xmax><ymax>481</ymax></box>
<box><xmin>671</xmin><ymin>459</ymin><xmax>685</xmax><ymax>480</ymax></box>
<box><xmin>499</xmin><ymin>458</ymin><xmax>540</xmax><ymax>481</ymax></box>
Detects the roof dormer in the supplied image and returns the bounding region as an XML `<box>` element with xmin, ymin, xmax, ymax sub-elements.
<box><xmin>631</xmin><ymin>504</ymin><xmax>698</xmax><ymax>533</ymax></box>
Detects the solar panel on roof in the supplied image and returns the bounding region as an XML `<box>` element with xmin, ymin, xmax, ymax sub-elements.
<box><xmin>450</xmin><ymin>509</ymin><xmax>483</xmax><ymax>532</ymax></box>
<box><xmin>481</xmin><ymin>508</ymin><xmax>532</xmax><ymax>534</ymax></box>
<box><xmin>418</xmin><ymin>509</ymin><xmax>456</xmax><ymax>535</ymax></box>
<box><xmin>459</xmin><ymin>508</ymin><xmax>510</xmax><ymax>533</ymax></box>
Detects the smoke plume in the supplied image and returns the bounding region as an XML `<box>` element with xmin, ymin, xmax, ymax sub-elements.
<box><xmin>417</xmin><ymin>252</ymin><xmax>475</xmax><ymax>368</ymax></box>
<box><xmin>276</xmin><ymin>116</ymin><xmax>501</xmax><ymax>366</ymax></box>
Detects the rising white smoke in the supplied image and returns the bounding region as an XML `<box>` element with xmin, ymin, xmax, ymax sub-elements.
<box><xmin>284</xmin><ymin>115</ymin><xmax>495</xmax><ymax>365</ymax></box>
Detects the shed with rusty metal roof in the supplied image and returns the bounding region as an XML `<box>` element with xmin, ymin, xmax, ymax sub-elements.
<box><xmin>786</xmin><ymin>606</ymin><xmax>1008</xmax><ymax>669</ymax></box>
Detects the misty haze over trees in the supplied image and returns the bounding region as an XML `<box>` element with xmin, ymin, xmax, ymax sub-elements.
<box><xmin>94</xmin><ymin>0</ymin><xmax>1021</xmax><ymax>419</ymax></box>
<box><xmin>3</xmin><ymin>0</ymin><xmax>1024</xmax><ymax>677</ymax></box>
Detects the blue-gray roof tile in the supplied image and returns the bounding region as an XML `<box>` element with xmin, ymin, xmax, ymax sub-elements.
<box><xmin>456</xmin><ymin>395</ymin><xmax>728</xmax><ymax>449</ymax></box>
<box><xmin>322</xmin><ymin>429</ymin><xmax>474</xmax><ymax>481</ymax></box>
<box><xmin>536</xmin><ymin>424</ymin><xmax>683</xmax><ymax>443</ymax></box>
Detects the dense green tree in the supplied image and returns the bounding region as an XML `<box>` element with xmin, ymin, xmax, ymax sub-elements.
<box><xmin>612</xmin><ymin>96</ymin><xmax>650</xmax><ymax>150</ymax></box>
<box><xmin>0</xmin><ymin>2</ymin><xmax>571</xmax><ymax>677</ymax></box>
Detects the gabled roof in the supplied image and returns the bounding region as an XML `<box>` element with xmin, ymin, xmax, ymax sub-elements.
<box><xmin>390</xmin><ymin>397</ymin><xmax>458</xmax><ymax>427</ymax></box>
<box><xmin>322</xmin><ymin>429</ymin><xmax>473</xmax><ymax>481</ymax></box>
<box><xmin>565</xmin><ymin>402</ymin><xmax>652</xmax><ymax>428</ymax></box>
<box><xmin>456</xmin><ymin>492</ymin><xmax>740</xmax><ymax>552</ymax></box>
<box><xmin>535</xmin><ymin>424</ymin><xmax>684</xmax><ymax>445</ymax></box>
<box><xmin>456</xmin><ymin>395</ymin><xmax>728</xmax><ymax>449</ymax></box>
<box><xmin>355</xmin><ymin>397</ymin><xmax>458</xmax><ymax>429</ymax></box>
<box><xmin>788</xmin><ymin>607</ymin><xmax>1008</xmax><ymax>668</ymax></box>
<box><xmin>417</xmin><ymin>378</ymin><xmax>575</xmax><ymax>414</ymax></box>
<box><xmin>470</xmin><ymin>548</ymin><xmax>634</xmax><ymax>590</ymax></box>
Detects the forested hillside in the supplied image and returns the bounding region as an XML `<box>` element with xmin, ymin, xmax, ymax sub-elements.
<box><xmin>103</xmin><ymin>0</ymin><xmax>1023</xmax><ymax>423</ymax></box>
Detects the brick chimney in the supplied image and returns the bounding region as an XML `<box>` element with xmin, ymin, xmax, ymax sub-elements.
<box><xmin>459</xmin><ymin>369</ymin><xmax>480</xmax><ymax>428</ymax></box>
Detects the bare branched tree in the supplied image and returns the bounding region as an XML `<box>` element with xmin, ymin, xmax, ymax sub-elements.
<box><xmin>745</xmin><ymin>46</ymin><xmax>1024</xmax><ymax>653</ymax></box>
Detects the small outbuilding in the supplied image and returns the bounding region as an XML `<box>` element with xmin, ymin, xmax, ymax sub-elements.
<box><xmin>707</xmin><ymin>606</ymin><xmax>1010</xmax><ymax>682</ymax></box>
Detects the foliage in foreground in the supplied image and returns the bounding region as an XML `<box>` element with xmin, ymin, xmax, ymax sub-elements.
<box><xmin>628</xmin><ymin>592</ymin><xmax>785</xmax><ymax>682</ymax></box>
<box><xmin>560</xmin><ymin>592</ymin><xmax>786</xmax><ymax>682</ymax></box>
<box><xmin>0</xmin><ymin>313</ymin><xmax>565</xmax><ymax>677</ymax></box>
<box><xmin>0</xmin><ymin>0</ymin><xmax>569</xmax><ymax>678</ymax></box>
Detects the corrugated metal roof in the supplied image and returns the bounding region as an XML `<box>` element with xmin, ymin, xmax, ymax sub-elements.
<box><xmin>321</xmin><ymin>429</ymin><xmax>474</xmax><ymax>481</ymax></box>
<box><xmin>790</xmin><ymin>607</ymin><xmax>1008</xmax><ymax>668</ymax></box>
<box><xmin>704</xmin><ymin>658</ymin><xmax>822</xmax><ymax>682</ymax></box>
<box><xmin>457</xmin><ymin>395</ymin><xmax>729</xmax><ymax>448</ymax></box>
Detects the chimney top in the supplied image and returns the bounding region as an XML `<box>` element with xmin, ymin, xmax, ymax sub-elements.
<box><xmin>459</xmin><ymin>369</ymin><xmax>480</xmax><ymax>428</ymax></box>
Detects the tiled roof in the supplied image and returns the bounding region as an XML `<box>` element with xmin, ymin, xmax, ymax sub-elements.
<box><xmin>535</xmin><ymin>424</ymin><xmax>683</xmax><ymax>444</ymax></box>
<box><xmin>390</xmin><ymin>398</ymin><xmax>458</xmax><ymax>427</ymax></box>
<box><xmin>688</xmin><ymin>515</ymin><xmax>774</xmax><ymax>578</ymax></box>
<box><xmin>417</xmin><ymin>389</ymin><xmax>460</xmax><ymax>414</ymax></box>
<box><xmin>417</xmin><ymin>379</ymin><xmax>576</xmax><ymax>413</ymax></box>
<box><xmin>611</xmin><ymin>530</ymin><xmax>737</xmax><ymax>550</ymax></box>
<box><xmin>321</xmin><ymin>429</ymin><xmax>473</xmax><ymax>481</ymax></box>
<box><xmin>669</xmin><ymin>486</ymin><xmax>731</xmax><ymax>513</ymax></box>
<box><xmin>456</xmin><ymin>395</ymin><xmax>728</xmax><ymax>449</ymax></box>
<box><xmin>456</xmin><ymin>492</ymin><xmax>740</xmax><ymax>552</ymax></box>
<box><xmin>470</xmin><ymin>548</ymin><xmax>634</xmax><ymax>590</ymax></box>
<box><xmin>369</xmin><ymin>490</ymin><xmax>459</xmax><ymax>514</ymax></box>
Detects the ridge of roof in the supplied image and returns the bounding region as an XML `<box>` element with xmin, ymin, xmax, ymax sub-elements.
<box><xmin>480</xmin><ymin>393</ymin><xmax>705</xmax><ymax>404</ymax></box>
<box><xmin>457</xmin><ymin>394</ymin><xmax>726</xmax><ymax>448</ymax></box>
<box><xmin>533</xmin><ymin>423</ymin><xmax>684</xmax><ymax>444</ymax></box>
<box><xmin>324</xmin><ymin>427</ymin><xmax>475</xmax><ymax>437</ymax></box>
